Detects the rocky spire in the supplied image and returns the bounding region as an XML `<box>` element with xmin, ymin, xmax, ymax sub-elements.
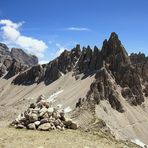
<box><xmin>101</xmin><ymin>32</ymin><xmax>131</xmax><ymax>72</ymax></box>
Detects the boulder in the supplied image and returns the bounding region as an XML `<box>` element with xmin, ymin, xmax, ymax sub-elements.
<box><xmin>70</xmin><ymin>122</ymin><xmax>78</xmax><ymax>130</ymax></box>
<box><xmin>53</xmin><ymin>119</ymin><xmax>61</xmax><ymax>126</ymax></box>
<box><xmin>64</xmin><ymin>118</ymin><xmax>73</xmax><ymax>126</ymax></box>
<box><xmin>52</xmin><ymin>111</ymin><xmax>60</xmax><ymax>119</ymax></box>
<box><xmin>38</xmin><ymin>123</ymin><xmax>51</xmax><ymax>131</ymax></box>
<box><xmin>39</xmin><ymin>107</ymin><xmax>48</xmax><ymax>117</ymax></box>
<box><xmin>56</xmin><ymin>125</ymin><xmax>62</xmax><ymax>130</ymax></box>
<box><xmin>36</xmin><ymin>95</ymin><xmax>46</xmax><ymax>103</ymax></box>
<box><xmin>28</xmin><ymin>123</ymin><xmax>36</xmax><ymax>130</ymax></box>
<box><xmin>40</xmin><ymin>118</ymin><xmax>49</xmax><ymax>124</ymax></box>
<box><xmin>28</xmin><ymin>113</ymin><xmax>38</xmax><ymax>123</ymax></box>
<box><xmin>16</xmin><ymin>124</ymin><xmax>26</xmax><ymax>129</ymax></box>
<box><xmin>34</xmin><ymin>121</ymin><xmax>41</xmax><ymax>126</ymax></box>
<box><xmin>29</xmin><ymin>103</ymin><xmax>36</xmax><ymax>109</ymax></box>
<box><xmin>47</xmin><ymin>107</ymin><xmax>54</xmax><ymax>116</ymax></box>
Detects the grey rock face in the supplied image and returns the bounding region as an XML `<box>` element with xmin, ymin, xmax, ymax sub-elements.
<box><xmin>76</xmin><ymin>46</ymin><xmax>103</xmax><ymax>74</ymax></box>
<box><xmin>11</xmin><ymin>48</ymin><xmax>38</xmax><ymax>66</ymax></box>
<box><xmin>86</xmin><ymin>67</ymin><xmax>124</xmax><ymax>112</ymax></box>
<box><xmin>0</xmin><ymin>43</ymin><xmax>38</xmax><ymax>78</ymax></box>
<box><xmin>0</xmin><ymin>43</ymin><xmax>10</xmax><ymax>60</ymax></box>
<box><xmin>99</xmin><ymin>32</ymin><xmax>145</xmax><ymax>106</ymax></box>
<box><xmin>13</xmin><ymin>45</ymin><xmax>82</xmax><ymax>85</ymax></box>
<box><xmin>75</xmin><ymin>32</ymin><xmax>147</xmax><ymax>111</ymax></box>
<box><xmin>130</xmin><ymin>52</ymin><xmax>148</xmax><ymax>82</ymax></box>
<box><xmin>12</xmin><ymin>64</ymin><xmax>45</xmax><ymax>85</ymax></box>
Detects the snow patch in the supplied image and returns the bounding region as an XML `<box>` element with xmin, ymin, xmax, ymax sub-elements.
<box><xmin>0</xmin><ymin>70</ymin><xmax>8</xmax><ymax>80</ymax></box>
<box><xmin>26</xmin><ymin>97</ymin><xmax>34</xmax><ymax>100</ymax></box>
<box><xmin>64</xmin><ymin>106</ymin><xmax>72</xmax><ymax>113</ymax></box>
<box><xmin>60</xmin><ymin>71</ymin><xmax>64</xmax><ymax>76</ymax></box>
<box><xmin>131</xmin><ymin>139</ymin><xmax>148</xmax><ymax>148</ymax></box>
<box><xmin>47</xmin><ymin>90</ymin><xmax>64</xmax><ymax>102</ymax></box>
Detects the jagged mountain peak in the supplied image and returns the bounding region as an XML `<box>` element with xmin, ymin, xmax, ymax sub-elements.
<box><xmin>102</xmin><ymin>32</ymin><xmax>128</xmax><ymax>57</ymax></box>
<box><xmin>12</xmin><ymin>32</ymin><xmax>133</xmax><ymax>85</ymax></box>
<box><xmin>109</xmin><ymin>32</ymin><xmax>120</xmax><ymax>41</ymax></box>
<box><xmin>1</xmin><ymin>33</ymin><xmax>147</xmax><ymax>110</ymax></box>
<box><xmin>0</xmin><ymin>42</ymin><xmax>38</xmax><ymax>78</ymax></box>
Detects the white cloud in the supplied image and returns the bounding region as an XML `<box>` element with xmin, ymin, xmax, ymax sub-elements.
<box><xmin>65</xmin><ymin>27</ymin><xmax>90</xmax><ymax>31</ymax></box>
<box><xmin>0</xmin><ymin>19</ymin><xmax>48</xmax><ymax>58</ymax></box>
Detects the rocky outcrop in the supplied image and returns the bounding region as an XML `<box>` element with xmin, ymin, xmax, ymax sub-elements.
<box><xmin>100</xmin><ymin>33</ymin><xmax>144</xmax><ymax>106</ymax></box>
<box><xmin>86</xmin><ymin>67</ymin><xmax>124</xmax><ymax>112</ymax></box>
<box><xmin>75</xmin><ymin>32</ymin><xmax>146</xmax><ymax>112</ymax></box>
<box><xmin>11</xmin><ymin>48</ymin><xmax>38</xmax><ymax>66</ymax></box>
<box><xmin>130</xmin><ymin>52</ymin><xmax>148</xmax><ymax>82</ymax></box>
<box><xmin>0</xmin><ymin>43</ymin><xmax>38</xmax><ymax>78</ymax></box>
<box><xmin>4</xmin><ymin>59</ymin><xmax>28</xmax><ymax>79</ymax></box>
<box><xmin>75</xmin><ymin>33</ymin><xmax>131</xmax><ymax>75</ymax></box>
<box><xmin>12</xmin><ymin>64</ymin><xmax>45</xmax><ymax>85</ymax></box>
<box><xmin>0</xmin><ymin>43</ymin><xmax>10</xmax><ymax>62</ymax></box>
<box><xmin>76</xmin><ymin>46</ymin><xmax>103</xmax><ymax>74</ymax></box>
<box><xmin>10</xmin><ymin>95</ymin><xmax>78</xmax><ymax>131</ymax></box>
<box><xmin>0</xmin><ymin>64</ymin><xmax>6</xmax><ymax>77</ymax></box>
<box><xmin>13</xmin><ymin>45</ymin><xmax>81</xmax><ymax>85</ymax></box>
<box><xmin>101</xmin><ymin>32</ymin><xmax>131</xmax><ymax>72</ymax></box>
<box><xmin>130</xmin><ymin>53</ymin><xmax>148</xmax><ymax>98</ymax></box>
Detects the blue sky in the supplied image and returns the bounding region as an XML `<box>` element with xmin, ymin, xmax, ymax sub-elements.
<box><xmin>0</xmin><ymin>0</ymin><xmax>148</xmax><ymax>63</ymax></box>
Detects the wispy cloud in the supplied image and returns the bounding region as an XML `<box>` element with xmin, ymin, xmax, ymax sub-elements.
<box><xmin>61</xmin><ymin>27</ymin><xmax>91</xmax><ymax>32</ymax></box>
<box><xmin>0</xmin><ymin>19</ymin><xmax>48</xmax><ymax>58</ymax></box>
<box><xmin>67</xmin><ymin>27</ymin><xmax>90</xmax><ymax>31</ymax></box>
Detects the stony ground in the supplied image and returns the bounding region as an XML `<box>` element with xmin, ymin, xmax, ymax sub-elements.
<box><xmin>0</xmin><ymin>122</ymin><xmax>139</xmax><ymax>148</ymax></box>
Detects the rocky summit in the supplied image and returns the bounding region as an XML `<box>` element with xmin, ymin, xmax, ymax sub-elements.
<box><xmin>0</xmin><ymin>32</ymin><xmax>148</xmax><ymax>147</ymax></box>
<box><xmin>0</xmin><ymin>43</ymin><xmax>38</xmax><ymax>78</ymax></box>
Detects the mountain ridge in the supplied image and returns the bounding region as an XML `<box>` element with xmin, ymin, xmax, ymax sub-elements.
<box><xmin>0</xmin><ymin>32</ymin><xmax>148</xmax><ymax>145</ymax></box>
<box><xmin>0</xmin><ymin>44</ymin><xmax>38</xmax><ymax>78</ymax></box>
<box><xmin>10</xmin><ymin>32</ymin><xmax>148</xmax><ymax>112</ymax></box>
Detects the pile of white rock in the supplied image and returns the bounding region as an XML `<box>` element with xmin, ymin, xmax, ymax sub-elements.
<box><xmin>10</xmin><ymin>95</ymin><xmax>78</xmax><ymax>131</ymax></box>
